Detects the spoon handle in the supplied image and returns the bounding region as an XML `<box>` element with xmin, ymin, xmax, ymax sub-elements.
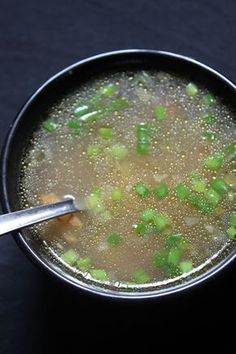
<box><xmin>0</xmin><ymin>198</ymin><xmax>78</xmax><ymax>236</ymax></box>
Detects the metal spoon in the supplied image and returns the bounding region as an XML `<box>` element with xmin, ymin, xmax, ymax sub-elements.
<box><xmin>0</xmin><ymin>196</ymin><xmax>82</xmax><ymax>236</ymax></box>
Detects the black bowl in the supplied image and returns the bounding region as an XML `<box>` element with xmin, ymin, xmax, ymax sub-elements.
<box><xmin>1</xmin><ymin>49</ymin><xmax>236</xmax><ymax>299</ymax></box>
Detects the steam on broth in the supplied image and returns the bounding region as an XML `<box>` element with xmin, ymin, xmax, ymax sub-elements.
<box><xmin>19</xmin><ymin>70</ymin><xmax>236</xmax><ymax>288</ymax></box>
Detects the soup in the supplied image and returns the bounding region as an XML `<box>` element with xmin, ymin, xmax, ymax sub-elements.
<box><xmin>19</xmin><ymin>70</ymin><xmax>236</xmax><ymax>288</ymax></box>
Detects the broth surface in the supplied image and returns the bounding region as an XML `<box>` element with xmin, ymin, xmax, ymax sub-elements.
<box><xmin>20</xmin><ymin>71</ymin><xmax>236</xmax><ymax>287</ymax></box>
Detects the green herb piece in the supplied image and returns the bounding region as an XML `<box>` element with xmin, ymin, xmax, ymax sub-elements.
<box><xmin>202</xmin><ymin>131</ymin><xmax>217</xmax><ymax>141</ymax></box>
<box><xmin>134</xmin><ymin>182</ymin><xmax>151</xmax><ymax>198</ymax></box>
<box><xmin>90</xmin><ymin>269</ymin><xmax>108</xmax><ymax>281</ymax></box>
<box><xmin>42</xmin><ymin>119</ymin><xmax>58</xmax><ymax>132</ymax></box>
<box><xmin>202</xmin><ymin>93</ymin><xmax>215</xmax><ymax>106</ymax></box>
<box><xmin>111</xmin><ymin>188</ymin><xmax>123</xmax><ymax>201</ymax></box>
<box><xmin>76</xmin><ymin>257</ymin><xmax>91</xmax><ymax>271</ymax></box>
<box><xmin>205</xmin><ymin>188</ymin><xmax>221</xmax><ymax>207</ymax></box>
<box><xmin>136</xmin><ymin>123</ymin><xmax>150</xmax><ymax>155</ymax></box>
<box><xmin>86</xmin><ymin>144</ymin><xmax>100</xmax><ymax>157</ymax></box>
<box><xmin>204</xmin><ymin>152</ymin><xmax>224</xmax><ymax>170</ymax></box>
<box><xmin>109</xmin><ymin>144</ymin><xmax>128</xmax><ymax>159</ymax></box>
<box><xmin>61</xmin><ymin>249</ymin><xmax>78</xmax><ymax>265</ymax></box>
<box><xmin>167</xmin><ymin>248</ymin><xmax>181</xmax><ymax>266</ymax></box>
<box><xmin>153</xmin><ymin>182</ymin><xmax>168</xmax><ymax>199</ymax></box>
<box><xmin>132</xmin><ymin>269</ymin><xmax>150</xmax><ymax>284</ymax></box>
<box><xmin>186</xmin><ymin>83</ymin><xmax>198</xmax><ymax>96</ymax></box>
<box><xmin>175</xmin><ymin>183</ymin><xmax>191</xmax><ymax>201</ymax></box>
<box><xmin>74</xmin><ymin>105</ymin><xmax>89</xmax><ymax>118</ymax></box>
<box><xmin>107</xmin><ymin>233</ymin><xmax>122</xmax><ymax>246</ymax></box>
<box><xmin>98</xmin><ymin>127</ymin><xmax>113</xmax><ymax>140</ymax></box>
<box><xmin>100</xmin><ymin>83</ymin><xmax>117</xmax><ymax>97</ymax></box>
<box><xmin>154</xmin><ymin>104</ymin><xmax>166</xmax><ymax>120</ymax></box>
<box><xmin>226</xmin><ymin>226</ymin><xmax>236</xmax><ymax>239</ymax></box>
<box><xmin>179</xmin><ymin>261</ymin><xmax>193</xmax><ymax>273</ymax></box>
<box><xmin>211</xmin><ymin>177</ymin><xmax>229</xmax><ymax>195</ymax></box>
<box><xmin>152</xmin><ymin>251</ymin><xmax>167</xmax><ymax>268</ymax></box>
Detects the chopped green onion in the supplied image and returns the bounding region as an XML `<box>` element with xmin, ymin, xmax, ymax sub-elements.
<box><xmin>187</xmin><ymin>193</ymin><xmax>214</xmax><ymax>214</ymax></box>
<box><xmin>165</xmin><ymin>233</ymin><xmax>186</xmax><ymax>249</ymax></box>
<box><xmin>140</xmin><ymin>208</ymin><xmax>157</xmax><ymax>223</ymax></box>
<box><xmin>179</xmin><ymin>261</ymin><xmax>193</xmax><ymax>273</ymax></box>
<box><xmin>86</xmin><ymin>193</ymin><xmax>101</xmax><ymax>209</ymax></box>
<box><xmin>111</xmin><ymin>188</ymin><xmax>123</xmax><ymax>202</ymax></box>
<box><xmin>86</xmin><ymin>144</ymin><xmax>100</xmax><ymax>157</ymax></box>
<box><xmin>74</xmin><ymin>105</ymin><xmax>89</xmax><ymax>118</ymax></box>
<box><xmin>42</xmin><ymin>119</ymin><xmax>58</xmax><ymax>132</ymax></box>
<box><xmin>76</xmin><ymin>257</ymin><xmax>91</xmax><ymax>271</ymax></box>
<box><xmin>92</xmin><ymin>186</ymin><xmax>102</xmax><ymax>196</ymax></box>
<box><xmin>153</xmin><ymin>182</ymin><xmax>168</xmax><ymax>199</ymax></box>
<box><xmin>153</xmin><ymin>213</ymin><xmax>170</xmax><ymax>231</ymax></box>
<box><xmin>134</xmin><ymin>182</ymin><xmax>151</xmax><ymax>198</ymax></box>
<box><xmin>186</xmin><ymin>83</ymin><xmax>198</xmax><ymax>97</ymax></box>
<box><xmin>202</xmin><ymin>93</ymin><xmax>215</xmax><ymax>106</ymax></box>
<box><xmin>154</xmin><ymin>104</ymin><xmax>166</xmax><ymax>121</ymax></box>
<box><xmin>230</xmin><ymin>212</ymin><xmax>236</xmax><ymax>227</ymax></box>
<box><xmin>175</xmin><ymin>183</ymin><xmax>190</xmax><ymax>201</ymax></box>
<box><xmin>90</xmin><ymin>269</ymin><xmax>108</xmax><ymax>281</ymax></box>
<box><xmin>98</xmin><ymin>127</ymin><xmax>113</xmax><ymax>140</ymax></box>
<box><xmin>202</xmin><ymin>131</ymin><xmax>217</xmax><ymax>141</ymax></box>
<box><xmin>78</xmin><ymin>111</ymin><xmax>102</xmax><ymax>123</ymax></box>
<box><xmin>226</xmin><ymin>226</ymin><xmax>236</xmax><ymax>239</ymax></box>
<box><xmin>211</xmin><ymin>177</ymin><xmax>229</xmax><ymax>195</ymax></box>
<box><xmin>61</xmin><ymin>249</ymin><xmax>78</xmax><ymax>265</ymax></box>
<box><xmin>204</xmin><ymin>152</ymin><xmax>224</xmax><ymax>170</ymax></box>
<box><xmin>152</xmin><ymin>251</ymin><xmax>167</xmax><ymax>268</ymax></box>
<box><xmin>67</xmin><ymin>118</ymin><xmax>82</xmax><ymax>129</ymax></box>
<box><xmin>168</xmin><ymin>264</ymin><xmax>180</xmax><ymax>277</ymax></box>
<box><xmin>136</xmin><ymin>123</ymin><xmax>150</xmax><ymax>155</ymax></box>
<box><xmin>100</xmin><ymin>83</ymin><xmax>117</xmax><ymax>96</ymax></box>
<box><xmin>105</xmin><ymin>98</ymin><xmax>129</xmax><ymax>113</ymax></box>
<box><xmin>167</xmin><ymin>248</ymin><xmax>181</xmax><ymax>266</ymax></box>
<box><xmin>192</xmin><ymin>179</ymin><xmax>207</xmax><ymax>193</ymax></box>
<box><xmin>132</xmin><ymin>223</ymin><xmax>147</xmax><ymax>236</ymax></box>
<box><xmin>109</xmin><ymin>144</ymin><xmax>128</xmax><ymax>159</ymax></box>
<box><xmin>205</xmin><ymin>188</ymin><xmax>221</xmax><ymax>207</ymax></box>
<box><xmin>132</xmin><ymin>269</ymin><xmax>150</xmax><ymax>284</ymax></box>
<box><xmin>107</xmin><ymin>233</ymin><xmax>122</xmax><ymax>246</ymax></box>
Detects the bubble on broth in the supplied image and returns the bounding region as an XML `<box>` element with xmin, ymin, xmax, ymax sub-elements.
<box><xmin>19</xmin><ymin>70</ymin><xmax>236</xmax><ymax>289</ymax></box>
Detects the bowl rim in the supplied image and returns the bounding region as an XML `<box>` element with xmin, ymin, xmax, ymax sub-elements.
<box><xmin>1</xmin><ymin>48</ymin><xmax>236</xmax><ymax>299</ymax></box>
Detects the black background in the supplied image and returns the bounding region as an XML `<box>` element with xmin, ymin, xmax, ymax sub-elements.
<box><xmin>0</xmin><ymin>0</ymin><xmax>236</xmax><ymax>352</ymax></box>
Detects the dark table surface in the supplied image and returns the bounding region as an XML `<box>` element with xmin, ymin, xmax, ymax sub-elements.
<box><xmin>1</xmin><ymin>0</ymin><xmax>236</xmax><ymax>352</ymax></box>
